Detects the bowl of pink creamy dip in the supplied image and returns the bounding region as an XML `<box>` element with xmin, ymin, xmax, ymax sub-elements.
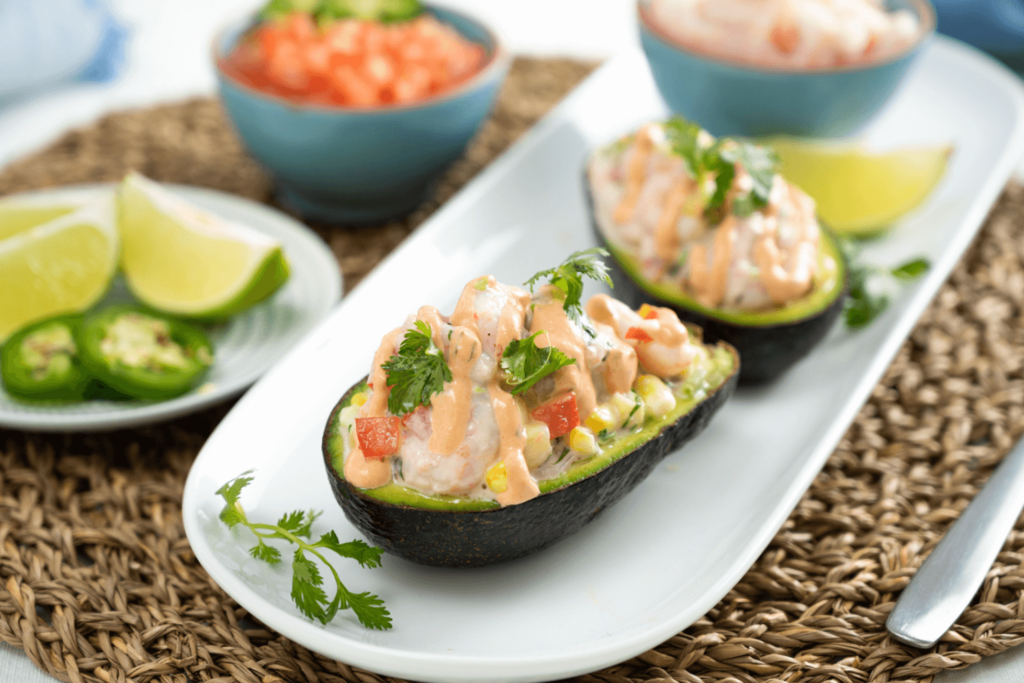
<box><xmin>638</xmin><ymin>0</ymin><xmax>936</xmax><ymax>136</ymax></box>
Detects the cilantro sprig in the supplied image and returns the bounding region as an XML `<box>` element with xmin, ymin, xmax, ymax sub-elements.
<box><xmin>216</xmin><ymin>471</ymin><xmax>391</xmax><ymax>630</ymax></box>
<box><xmin>525</xmin><ymin>248</ymin><xmax>613</xmax><ymax>336</ymax></box>
<box><xmin>840</xmin><ymin>238</ymin><xmax>931</xmax><ymax>329</ymax></box>
<box><xmin>500</xmin><ymin>331</ymin><xmax>576</xmax><ymax>395</ymax></box>
<box><xmin>382</xmin><ymin>320</ymin><xmax>452</xmax><ymax>416</ymax></box>
<box><xmin>260</xmin><ymin>0</ymin><xmax>423</xmax><ymax>23</ymax></box>
<box><xmin>662</xmin><ymin>117</ymin><xmax>779</xmax><ymax>224</ymax></box>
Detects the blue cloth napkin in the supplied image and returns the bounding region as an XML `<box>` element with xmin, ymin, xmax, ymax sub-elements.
<box><xmin>933</xmin><ymin>0</ymin><xmax>1024</xmax><ymax>70</ymax></box>
<box><xmin>0</xmin><ymin>0</ymin><xmax>128</xmax><ymax>99</ymax></box>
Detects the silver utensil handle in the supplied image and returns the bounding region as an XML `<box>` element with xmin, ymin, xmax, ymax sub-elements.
<box><xmin>886</xmin><ymin>438</ymin><xmax>1024</xmax><ymax>648</ymax></box>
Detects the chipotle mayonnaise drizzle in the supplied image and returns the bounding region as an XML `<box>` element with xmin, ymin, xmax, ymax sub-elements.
<box><xmin>341</xmin><ymin>268</ymin><xmax>703</xmax><ymax>506</ymax></box>
<box><xmin>593</xmin><ymin>121</ymin><xmax>823</xmax><ymax>312</ymax></box>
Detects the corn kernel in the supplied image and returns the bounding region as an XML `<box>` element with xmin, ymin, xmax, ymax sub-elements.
<box><xmin>638</xmin><ymin>304</ymin><xmax>658</xmax><ymax>320</ymax></box>
<box><xmin>637</xmin><ymin>374</ymin><xmax>676</xmax><ymax>418</ymax></box>
<box><xmin>523</xmin><ymin>422</ymin><xmax>552</xmax><ymax>469</ymax></box>
<box><xmin>610</xmin><ymin>391</ymin><xmax>644</xmax><ymax>429</ymax></box>
<box><xmin>569</xmin><ymin>426</ymin><xmax>599</xmax><ymax>457</ymax></box>
<box><xmin>351</xmin><ymin>392</ymin><xmax>369</xmax><ymax>407</ymax></box>
<box><xmin>486</xmin><ymin>462</ymin><xmax>508</xmax><ymax>494</ymax></box>
<box><xmin>585</xmin><ymin>405</ymin><xmax>618</xmax><ymax>434</ymax></box>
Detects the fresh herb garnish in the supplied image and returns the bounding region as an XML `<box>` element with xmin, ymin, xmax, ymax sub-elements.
<box><xmin>381</xmin><ymin>320</ymin><xmax>452</xmax><ymax>416</ymax></box>
<box><xmin>261</xmin><ymin>0</ymin><xmax>423</xmax><ymax>24</ymax></box>
<box><xmin>662</xmin><ymin>117</ymin><xmax>779</xmax><ymax>224</ymax></box>
<box><xmin>524</xmin><ymin>248</ymin><xmax>613</xmax><ymax>336</ymax></box>
<box><xmin>841</xmin><ymin>239</ymin><xmax>931</xmax><ymax>329</ymax></box>
<box><xmin>500</xmin><ymin>330</ymin><xmax>576</xmax><ymax>395</ymax></box>
<box><xmin>216</xmin><ymin>471</ymin><xmax>391</xmax><ymax>630</ymax></box>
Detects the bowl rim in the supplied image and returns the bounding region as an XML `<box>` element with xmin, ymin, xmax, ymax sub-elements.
<box><xmin>211</xmin><ymin>1</ymin><xmax>511</xmax><ymax>115</ymax></box>
<box><xmin>637</xmin><ymin>0</ymin><xmax>937</xmax><ymax>76</ymax></box>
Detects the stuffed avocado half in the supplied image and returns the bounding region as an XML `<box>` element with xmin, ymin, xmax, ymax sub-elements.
<box><xmin>586</xmin><ymin>117</ymin><xmax>847</xmax><ymax>384</ymax></box>
<box><xmin>322</xmin><ymin>251</ymin><xmax>738</xmax><ymax>567</ymax></box>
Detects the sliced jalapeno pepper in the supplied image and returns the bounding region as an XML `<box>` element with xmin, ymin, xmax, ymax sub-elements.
<box><xmin>79</xmin><ymin>305</ymin><xmax>214</xmax><ymax>400</ymax></box>
<box><xmin>1</xmin><ymin>314</ymin><xmax>91</xmax><ymax>401</ymax></box>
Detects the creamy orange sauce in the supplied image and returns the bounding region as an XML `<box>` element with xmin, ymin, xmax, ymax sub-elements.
<box><xmin>449</xmin><ymin>276</ymin><xmax>537</xmax><ymax>506</ymax></box>
<box><xmin>530</xmin><ymin>292</ymin><xmax>597</xmax><ymax>417</ymax></box>
<box><xmin>654</xmin><ymin>179</ymin><xmax>690</xmax><ymax>261</ymax></box>
<box><xmin>688</xmin><ymin>215</ymin><xmax>736</xmax><ymax>308</ymax></box>
<box><xmin>346</xmin><ymin>326</ymin><xmax>404</xmax><ymax>488</ymax></box>
<box><xmin>592</xmin><ymin>322</ymin><xmax>638</xmax><ymax>394</ymax></box>
<box><xmin>343</xmin><ymin>446</ymin><xmax>393</xmax><ymax>489</ymax></box>
<box><xmin>755</xmin><ymin>238</ymin><xmax>816</xmax><ymax>305</ymax></box>
<box><xmin>428</xmin><ymin>325</ymin><xmax>479</xmax><ymax>454</ymax></box>
<box><xmin>586</xmin><ymin>294</ymin><xmax>693</xmax><ymax>378</ymax></box>
<box><xmin>613</xmin><ymin>125</ymin><xmax>655</xmax><ymax>224</ymax></box>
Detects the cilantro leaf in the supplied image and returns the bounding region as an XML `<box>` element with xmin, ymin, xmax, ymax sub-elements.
<box><xmin>661</xmin><ymin>116</ymin><xmax>779</xmax><ymax>224</ymax></box>
<box><xmin>841</xmin><ymin>239</ymin><xmax>930</xmax><ymax>329</ymax></box>
<box><xmin>500</xmin><ymin>331</ymin><xmax>576</xmax><ymax>395</ymax></box>
<box><xmin>662</xmin><ymin>118</ymin><xmax>706</xmax><ymax>176</ymax></box>
<box><xmin>347</xmin><ymin>590</ymin><xmax>393</xmax><ymax>631</ymax></box>
<box><xmin>315</xmin><ymin>531</ymin><xmax>385</xmax><ymax>569</ymax></box>
<box><xmin>891</xmin><ymin>257</ymin><xmax>930</xmax><ymax>281</ymax></box>
<box><xmin>524</xmin><ymin>248</ymin><xmax>612</xmax><ymax>335</ymax></box>
<box><xmin>277</xmin><ymin>510</ymin><xmax>319</xmax><ymax>539</ymax></box>
<box><xmin>216</xmin><ymin>471</ymin><xmax>254</xmax><ymax>528</ymax></box>
<box><xmin>216</xmin><ymin>471</ymin><xmax>391</xmax><ymax>630</ymax></box>
<box><xmin>291</xmin><ymin>549</ymin><xmax>328</xmax><ymax>623</ymax></box>
<box><xmin>250</xmin><ymin>541</ymin><xmax>282</xmax><ymax>565</ymax></box>
<box><xmin>382</xmin><ymin>320</ymin><xmax>452</xmax><ymax>416</ymax></box>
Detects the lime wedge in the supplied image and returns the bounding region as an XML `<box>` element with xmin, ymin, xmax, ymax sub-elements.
<box><xmin>770</xmin><ymin>138</ymin><xmax>953</xmax><ymax>237</ymax></box>
<box><xmin>0</xmin><ymin>195</ymin><xmax>90</xmax><ymax>242</ymax></box>
<box><xmin>117</xmin><ymin>173</ymin><xmax>290</xmax><ymax>319</ymax></box>
<box><xmin>0</xmin><ymin>196</ymin><xmax>119</xmax><ymax>342</ymax></box>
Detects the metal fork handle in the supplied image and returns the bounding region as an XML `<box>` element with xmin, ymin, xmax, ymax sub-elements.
<box><xmin>886</xmin><ymin>438</ymin><xmax>1024</xmax><ymax>648</ymax></box>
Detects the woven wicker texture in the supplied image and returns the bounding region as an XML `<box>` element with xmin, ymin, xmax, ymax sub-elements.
<box><xmin>0</xmin><ymin>57</ymin><xmax>1023</xmax><ymax>683</ymax></box>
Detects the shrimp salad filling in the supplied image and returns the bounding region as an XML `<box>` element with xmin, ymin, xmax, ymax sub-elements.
<box><xmin>646</xmin><ymin>0</ymin><xmax>921</xmax><ymax>70</ymax></box>
<box><xmin>336</xmin><ymin>252</ymin><xmax>734</xmax><ymax>508</ymax></box>
<box><xmin>589</xmin><ymin>118</ymin><xmax>837</xmax><ymax>312</ymax></box>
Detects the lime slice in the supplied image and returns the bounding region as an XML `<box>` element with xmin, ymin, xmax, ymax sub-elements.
<box><xmin>770</xmin><ymin>138</ymin><xmax>953</xmax><ymax>237</ymax></box>
<box><xmin>118</xmin><ymin>173</ymin><xmax>290</xmax><ymax>319</ymax></box>
<box><xmin>0</xmin><ymin>195</ymin><xmax>119</xmax><ymax>342</ymax></box>
<box><xmin>0</xmin><ymin>195</ymin><xmax>90</xmax><ymax>242</ymax></box>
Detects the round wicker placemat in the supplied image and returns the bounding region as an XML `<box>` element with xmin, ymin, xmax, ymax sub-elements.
<box><xmin>1</xmin><ymin>57</ymin><xmax>1024</xmax><ymax>683</ymax></box>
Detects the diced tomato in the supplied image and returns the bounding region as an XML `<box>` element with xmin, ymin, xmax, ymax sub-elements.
<box><xmin>531</xmin><ymin>393</ymin><xmax>581</xmax><ymax>439</ymax></box>
<box><xmin>223</xmin><ymin>13</ymin><xmax>487</xmax><ymax>107</ymax></box>
<box><xmin>625</xmin><ymin>326</ymin><xmax>654</xmax><ymax>343</ymax></box>
<box><xmin>355</xmin><ymin>417</ymin><xmax>401</xmax><ymax>459</ymax></box>
<box><xmin>638</xmin><ymin>304</ymin><xmax>658</xmax><ymax>320</ymax></box>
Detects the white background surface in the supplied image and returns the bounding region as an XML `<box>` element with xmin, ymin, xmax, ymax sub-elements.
<box><xmin>1</xmin><ymin>1</ymin><xmax>1021</xmax><ymax>682</ymax></box>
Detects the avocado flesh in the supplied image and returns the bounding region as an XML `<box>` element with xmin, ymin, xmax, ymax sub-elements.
<box><xmin>322</xmin><ymin>344</ymin><xmax>738</xmax><ymax>566</ymax></box>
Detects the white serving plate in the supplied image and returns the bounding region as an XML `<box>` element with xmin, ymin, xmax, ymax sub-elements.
<box><xmin>0</xmin><ymin>184</ymin><xmax>341</xmax><ymax>432</ymax></box>
<box><xmin>183</xmin><ymin>38</ymin><xmax>1024</xmax><ymax>683</ymax></box>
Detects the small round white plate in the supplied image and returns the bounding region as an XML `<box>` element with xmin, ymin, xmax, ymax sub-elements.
<box><xmin>0</xmin><ymin>183</ymin><xmax>341</xmax><ymax>432</ymax></box>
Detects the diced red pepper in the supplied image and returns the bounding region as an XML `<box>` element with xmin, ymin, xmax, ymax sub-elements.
<box><xmin>531</xmin><ymin>392</ymin><xmax>580</xmax><ymax>439</ymax></box>
<box><xmin>625</xmin><ymin>326</ymin><xmax>654</xmax><ymax>343</ymax></box>
<box><xmin>638</xmin><ymin>304</ymin><xmax>658</xmax><ymax>320</ymax></box>
<box><xmin>355</xmin><ymin>417</ymin><xmax>401</xmax><ymax>459</ymax></box>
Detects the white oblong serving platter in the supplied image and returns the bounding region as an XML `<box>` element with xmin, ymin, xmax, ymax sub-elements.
<box><xmin>183</xmin><ymin>38</ymin><xmax>1024</xmax><ymax>683</ymax></box>
<box><xmin>0</xmin><ymin>184</ymin><xmax>341</xmax><ymax>432</ymax></box>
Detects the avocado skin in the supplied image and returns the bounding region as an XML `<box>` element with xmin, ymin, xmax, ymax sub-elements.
<box><xmin>322</xmin><ymin>353</ymin><xmax>738</xmax><ymax>568</ymax></box>
<box><xmin>601</xmin><ymin>250</ymin><xmax>846</xmax><ymax>385</ymax></box>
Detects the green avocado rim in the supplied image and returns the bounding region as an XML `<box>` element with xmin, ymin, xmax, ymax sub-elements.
<box><xmin>604</xmin><ymin>229</ymin><xmax>846</xmax><ymax>327</ymax></box>
<box><xmin>326</xmin><ymin>344</ymin><xmax>737</xmax><ymax>512</ymax></box>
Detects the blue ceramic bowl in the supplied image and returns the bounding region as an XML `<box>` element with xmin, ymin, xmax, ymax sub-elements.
<box><xmin>214</xmin><ymin>6</ymin><xmax>509</xmax><ymax>224</ymax></box>
<box><xmin>638</xmin><ymin>0</ymin><xmax>936</xmax><ymax>137</ymax></box>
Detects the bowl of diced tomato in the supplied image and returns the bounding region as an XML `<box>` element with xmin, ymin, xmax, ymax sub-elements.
<box><xmin>215</xmin><ymin>0</ymin><xmax>509</xmax><ymax>224</ymax></box>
